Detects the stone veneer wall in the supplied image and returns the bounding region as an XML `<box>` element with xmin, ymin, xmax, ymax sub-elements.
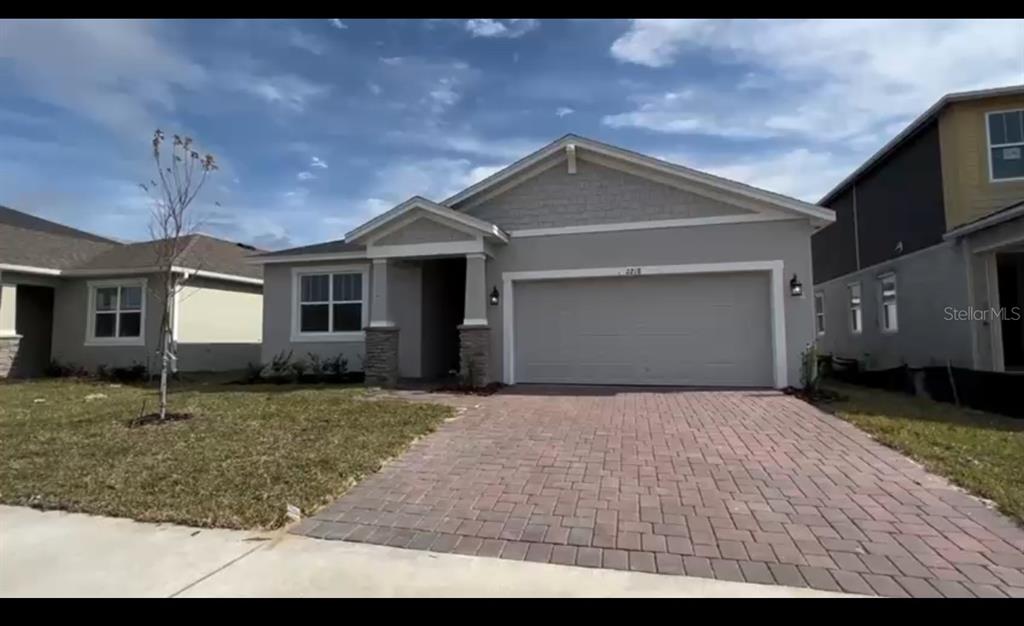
<box><xmin>458</xmin><ymin>325</ymin><xmax>490</xmax><ymax>387</ymax></box>
<box><xmin>0</xmin><ymin>336</ymin><xmax>21</xmax><ymax>378</ymax></box>
<box><xmin>365</xmin><ymin>327</ymin><xmax>400</xmax><ymax>387</ymax></box>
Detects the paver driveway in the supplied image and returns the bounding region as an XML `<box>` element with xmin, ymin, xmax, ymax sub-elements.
<box><xmin>292</xmin><ymin>387</ymin><xmax>1024</xmax><ymax>598</ymax></box>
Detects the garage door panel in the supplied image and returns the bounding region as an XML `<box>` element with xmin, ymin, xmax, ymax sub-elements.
<box><xmin>514</xmin><ymin>272</ymin><xmax>772</xmax><ymax>387</ymax></box>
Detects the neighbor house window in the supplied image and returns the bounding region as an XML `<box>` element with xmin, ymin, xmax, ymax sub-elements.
<box><xmin>879</xmin><ymin>273</ymin><xmax>898</xmax><ymax>333</ymax></box>
<box><xmin>848</xmin><ymin>283</ymin><xmax>862</xmax><ymax>334</ymax></box>
<box><xmin>86</xmin><ymin>280</ymin><xmax>145</xmax><ymax>345</ymax></box>
<box><xmin>988</xmin><ymin>109</ymin><xmax>1024</xmax><ymax>181</ymax></box>
<box><xmin>814</xmin><ymin>292</ymin><xmax>826</xmax><ymax>336</ymax></box>
<box><xmin>292</xmin><ymin>266</ymin><xmax>367</xmax><ymax>340</ymax></box>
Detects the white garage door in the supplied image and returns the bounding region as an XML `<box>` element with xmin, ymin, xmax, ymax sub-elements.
<box><xmin>513</xmin><ymin>272</ymin><xmax>773</xmax><ymax>387</ymax></box>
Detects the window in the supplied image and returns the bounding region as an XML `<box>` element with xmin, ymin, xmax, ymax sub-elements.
<box><xmin>87</xmin><ymin>280</ymin><xmax>145</xmax><ymax>345</ymax></box>
<box><xmin>293</xmin><ymin>267</ymin><xmax>367</xmax><ymax>340</ymax></box>
<box><xmin>987</xmin><ymin>109</ymin><xmax>1024</xmax><ymax>182</ymax></box>
<box><xmin>848</xmin><ymin>283</ymin><xmax>862</xmax><ymax>334</ymax></box>
<box><xmin>879</xmin><ymin>274</ymin><xmax>898</xmax><ymax>333</ymax></box>
<box><xmin>814</xmin><ymin>292</ymin><xmax>826</xmax><ymax>336</ymax></box>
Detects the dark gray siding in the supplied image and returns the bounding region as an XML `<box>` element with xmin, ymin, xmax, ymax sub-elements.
<box><xmin>812</xmin><ymin>120</ymin><xmax>946</xmax><ymax>284</ymax></box>
<box><xmin>856</xmin><ymin>121</ymin><xmax>946</xmax><ymax>268</ymax></box>
<box><xmin>811</xmin><ymin>188</ymin><xmax>857</xmax><ymax>283</ymax></box>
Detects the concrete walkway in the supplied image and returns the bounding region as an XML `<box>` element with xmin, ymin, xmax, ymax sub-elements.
<box><xmin>0</xmin><ymin>506</ymin><xmax>854</xmax><ymax>597</ymax></box>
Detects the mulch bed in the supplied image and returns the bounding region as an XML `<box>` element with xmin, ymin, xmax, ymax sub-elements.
<box><xmin>434</xmin><ymin>382</ymin><xmax>505</xmax><ymax>396</ymax></box>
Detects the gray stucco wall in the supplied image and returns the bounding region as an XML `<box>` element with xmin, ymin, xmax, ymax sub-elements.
<box><xmin>52</xmin><ymin>273</ymin><xmax>262</xmax><ymax>374</ymax></box>
<box><xmin>814</xmin><ymin>241</ymin><xmax>974</xmax><ymax>369</ymax></box>
<box><xmin>463</xmin><ymin>155</ymin><xmax>749</xmax><ymax>231</ymax></box>
<box><xmin>485</xmin><ymin>218</ymin><xmax>817</xmax><ymax>387</ymax></box>
<box><xmin>260</xmin><ymin>261</ymin><xmax>367</xmax><ymax>371</ymax></box>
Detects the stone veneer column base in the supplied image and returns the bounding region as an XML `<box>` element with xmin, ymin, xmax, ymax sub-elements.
<box><xmin>364</xmin><ymin>327</ymin><xmax>400</xmax><ymax>388</ymax></box>
<box><xmin>0</xmin><ymin>335</ymin><xmax>21</xmax><ymax>378</ymax></box>
<box><xmin>458</xmin><ymin>325</ymin><xmax>490</xmax><ymax>387</ymax></box>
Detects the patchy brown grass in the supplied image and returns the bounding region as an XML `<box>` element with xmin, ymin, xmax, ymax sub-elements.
<box><xmin>0</xmin><ymin>379</ymin><xmax>450</xmax><ymax>529</ymax></box>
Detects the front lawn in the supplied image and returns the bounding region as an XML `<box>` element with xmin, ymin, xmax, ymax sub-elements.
<box><xmin>0</xmin><ymin>379</ymin><xmax>450</xmax><ymax>529</ymax></box>
<box><xmin>818</xmin><ymin>380</ymin><xmax>1024</xmax><ymax>523</ymax></box>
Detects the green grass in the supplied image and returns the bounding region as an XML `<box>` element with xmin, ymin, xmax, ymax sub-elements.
<box><xmin>0</xmin><ymin>379</ymin><xmax>451</xmax><ymax>529</ymax></box>
<box><xmin>818</xmin><ymin>380</ymin><xmax>1024</xmax><ymax>523</ymax></box>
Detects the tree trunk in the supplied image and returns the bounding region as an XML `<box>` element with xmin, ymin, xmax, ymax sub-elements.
<box><xmin>159</xmin><ymin>275</ymin><xmax>173</xmax><ymax>420</ymax></box>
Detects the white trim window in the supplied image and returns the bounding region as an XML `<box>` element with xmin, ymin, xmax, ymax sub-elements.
<box><xmin>987</xmin><ymin>109</ymin><xmax>1024</xmax><ymax>182</ymax></box>
<box><xmin>814</xmin><ymin>292</ymin><xmax>826</xmax><ymax>336</ymax></box>
<box><xmin>848</xmin><ymin>282</ymin><xmax>863</xmax><ymax>335</ymax></box>
<box><xmin>86</xmin><ymin>279</ymin><xmax>146</xmax><ymax>346</ymax></box>
<box><xmin>291</xmin><ymin>265</ymin><xmax>369</xmax><ymax>341</ymax></box>
<box><xmin>879</xmin><ymin>273</ymin><xmax>898</xmax><ymax>333</ymax></box>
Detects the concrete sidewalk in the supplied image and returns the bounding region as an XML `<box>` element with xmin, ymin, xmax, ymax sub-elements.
<box><xmin>0</xmin><ymin>506</ymin><xmax>857</xmax><ymax>597</ymax></box>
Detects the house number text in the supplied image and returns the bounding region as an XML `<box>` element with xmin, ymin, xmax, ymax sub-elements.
<box><xmin>623</xmin><ymin>267</ymin><xmax>643</xmax><ymax>276</ymax></box>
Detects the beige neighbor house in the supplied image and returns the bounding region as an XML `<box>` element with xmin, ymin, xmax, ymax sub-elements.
<box><xmin>250</xmin><ymin>134</ymin><xmax>836</xmax><ymax>389</ymax></box>
<box><xmin>0</xmin><ymin>206</ymin><xmax>263</xmax><ymax>378</ymax></box>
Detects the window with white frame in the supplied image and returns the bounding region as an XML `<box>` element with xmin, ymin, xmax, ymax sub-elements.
<box><xmin>988</xmin><ymin>109</ymin><xmax>1024</xmax><ymax>181</ymax></box>
<box><xmin>814</xmin><ymin>292</ymin><xmax>826</xmax><ymax>336</ymax></box>
<box><xmin>88</xmin><ymin>282</ymin><xmax>144</xmax><ymax>344</ymax></box>
<box><xmin>879</xmin><ymin>274</ymin><xmax>898</xmax><ymax>333</ymax></box>
<box><xmin>297</xmin><ymin>270</ymin><xmax>364</xmax><ymax>335</ymax></box>
<box><xmin>848</xmin><ymin>283</ymin><xmax>862</xmax><ymax>334</ymax></box>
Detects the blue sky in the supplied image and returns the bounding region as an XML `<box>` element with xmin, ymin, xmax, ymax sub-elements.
<box><xmin>1</xmin><ymin>19</ymin><xmax>1022</xmax><ymax>250</ymax></box>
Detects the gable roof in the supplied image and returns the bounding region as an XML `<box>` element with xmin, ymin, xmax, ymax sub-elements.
<box><xmin>819</xmin><ymin>84</ymin><xmax>1024</xmax><ymax>206</ymax></box>
<box><xmin>0</xmin><ymin>205</ymin><xmax>117</xmax><ymax>272</ymax></box>
<box><xmin>67</xmin><ymin>234</ymin><xmax>264</xmax><ymax>281</ymax></box>
<box><xmin>345</xmin><ymin>196</ymin><xmax>509</xmax><ymax>243</ymax></box>
<box><xmin>442</xmin><ymin>134</ymin><xmax>835</xmax><ymax>226</ymax></box>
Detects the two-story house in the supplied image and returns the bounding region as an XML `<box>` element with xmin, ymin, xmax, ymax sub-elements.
<box><xmin>813</xmin><ymin>85</ymin><xmax>1024</xmax><ymax>374</ymax></box>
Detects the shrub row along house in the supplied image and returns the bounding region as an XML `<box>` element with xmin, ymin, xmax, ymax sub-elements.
<box><xmin>812</xmin><ymin>85</ymin><xmax>1024</xmax><ymax>375</ymax></box>
<box><xmin>0</xmin><ymin>205</ymin><xmax>262</xmax><ymax>377</ymax></box>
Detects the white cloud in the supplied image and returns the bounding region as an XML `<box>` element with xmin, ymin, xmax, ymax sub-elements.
<box><xmin>297</xmin><ymin>171</ymin><xmax>315</xmax><ymax>181</ymax></box>
<box><xmin>368</xmin><ymin>82</ymin><xmax>382</xmax><ymax>95</ymax></box>
<box><xmin>287</xmin><ymin>28</ymin><xmax>328</xmax><ymax>55</ymax></box>
<box><xmin>376</xmin><ymin>56</ymin><xmax>477</xmax><ymax>117</ymax></box>
<box><xmin>383</xmin><ymin>129</ymin><xmax>546</xmax><ymax>161</ymax></box>
<box><xmin>310</xmin><ymin>156</ymin><xmax>328</xmax><ymax>169</ymax></box>
<box><xmin>663</xmin><ymin>148</ymin><xmax>855</xmax><ymax>202</ymax></box>
<box><xmin>605</xmin><ymin>19</ymin><xmax>1024</xmax><ymax>148</ymax></box>
<box><xmin>0</xmin><ymin>19</ymin><xmax>206</xmax><ymax>137</ymax></box>
<box><xmin>229</xmin><ymin>73</ymin><xmax>330</xmax><ymax>113</ymax></box>
<box><xmin>555</xmin><ymin>107</ymin><xmax>575</xmax><ymax>118</ymax></box>
<box><xmin>464</xmin><ymin>19</ymin><xmax>539</xmax><ymax>39</ymax></box>
<box><xmin>610</xmin><ymin>19</ymin><xmax>711</xmax><ymax>68</ymax></box>
<box><xmin>329</xmin><ymin>19</ymin><xmax>348</xmax><ymax>30</ymax></box>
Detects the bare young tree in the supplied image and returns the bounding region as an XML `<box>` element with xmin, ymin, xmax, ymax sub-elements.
<box><xmin>139</xmin><ymin>130</ymin><xmax>217</xmax><ymax>420</ymax></box>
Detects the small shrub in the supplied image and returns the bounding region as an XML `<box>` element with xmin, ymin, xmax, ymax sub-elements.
<box><xmin>800</xmin><ymin>343</ymin><xmax>820</xmax><ymax>392</ymax></box>
<box><xmin>323</xmin><ymin>354</ymin><xmax>348</xmax><ymax>382</ymax></box>
<box><xmin>44</xmin><ymin>359</ymin><xmax>88</xmax><ymax>378</ymax></box>
<box><xmin>289</xmin><ymin>360</ymin><xmax>307</xmax><ymax>381</ymax></box>
<box><xmin>243</xmin><ymin>361</ymin><xmax>262</xmax><ymax>383</ymax></box>
<box><xmin>307</xmin><ymin>353</ymin><xmax>324</xmax><ymax>382</ymax></box>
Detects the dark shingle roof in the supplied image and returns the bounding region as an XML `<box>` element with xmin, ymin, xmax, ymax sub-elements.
<box><xmin>252</xmin><ymin>238</ymin><xmax>364</xmax><ymax>258</ymax></box>
<box><xmin>73</xmin><ymin>234</ymin><xmax>264</xmax><ymax>279</ymax></box>
<box><xmin>0</xmin><ymin>206</ymin><xmax>116</xmax><ymax>270</ymax></box>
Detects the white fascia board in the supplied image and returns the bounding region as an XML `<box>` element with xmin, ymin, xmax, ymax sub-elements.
<box><xmin>346</xmin><ymin>196</ymin><xmax>508</xmax><ymax>244</ymax></box>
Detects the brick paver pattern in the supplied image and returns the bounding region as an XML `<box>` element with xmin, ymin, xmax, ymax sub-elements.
<box><xmin>292</xmin><ymin>388</ymin><xmax>1024</xmax><ymax>598</ymax></box>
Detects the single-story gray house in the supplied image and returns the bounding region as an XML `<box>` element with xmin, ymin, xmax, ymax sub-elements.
<box><xmin>0</xmin><ymin>206</ymin><xmax>263</xmax><ymax>377</ymax></box>
<box><xmin>251</xmin><ymin>135</ymin><xmax>836</xmax><ymax>389</ymax></box>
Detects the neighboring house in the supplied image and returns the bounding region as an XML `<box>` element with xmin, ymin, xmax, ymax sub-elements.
<box><xmin>0</xmin><ymin>206</ymin><xmax>264</xmax><ymax>377</ymax></box>
<box><xmin>250</xmin><ymin>134</ymin><xmax>835</xmax><ymax>389</ymax></box>
<box><xmin>812</xmin><ymin>85</ymin><xmax>1024</xmax><ymax>373</ymax></box>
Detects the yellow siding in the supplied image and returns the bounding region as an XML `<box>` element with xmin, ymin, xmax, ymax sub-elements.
<box><xmin>939</xmin><ymin>94</ymin><xmax>1024</xmax><ymax>230</ymax></box>
<box><xmin>176</xmin><ymin>281</ymin><xmax>262</xmax><ymax>343</ymax></box>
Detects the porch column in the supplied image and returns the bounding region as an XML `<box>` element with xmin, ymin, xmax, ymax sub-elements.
<box><xmin>0</xmin><ymin>283</ymin><xmax>21</xmax><ymax>378</ymax></box>
<box><xmin>458</xmin><ymin>253</ymin><xmax>490</xmax><ymax>387</ymax></box>
<box><xmin>365</xmin><ymin>259</ymin><xmax>399</xmax><ymax>387</ymax></box>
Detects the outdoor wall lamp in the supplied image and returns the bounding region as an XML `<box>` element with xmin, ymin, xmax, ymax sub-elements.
<box><xmin>790</xmin><ymin>274</ymin><xmax>803</xmax><ymax>297</ymax></box>
<box><xmin>489</xmin><ymin>286</ymin><xmax>500</xmax><ymax>306</ymax></box>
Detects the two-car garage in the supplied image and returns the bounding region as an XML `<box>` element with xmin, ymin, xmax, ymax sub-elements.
<box><xmin>506</xmin><ymin>264</ymin><xmax>784</xmax><ymax>388</ymax></box>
